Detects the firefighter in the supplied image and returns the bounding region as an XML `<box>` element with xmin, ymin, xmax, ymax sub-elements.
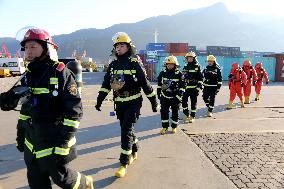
<box><xmin>66</xmin><ymin>60</ymin><xmax>83</xmax><ymax>97</ymax></box>
<box><xmin>202</xmin><ymin>55</ymin><xmax>222</xmax><ymax>117</ymax></box>
<box><xmin>254</xmin><ymin>62</ymin><xmax>269</xmax><ymax>101</ymax></box>
<box><xmin>0</xmin><ymin>28</ymin><xmax>94</xmax><ymax>189</ymax></box>
<box><xmin>95</xmin><ymin>32</ymin><xmax>157</xmax><ymax>178</ymax></box>
<box><xmin>242</xmin><ymin>60</ymin><xmax>258</xmax><ymax>104</ymax></box>
<box><xmin>157</xmin><ymin>55</ymin><xmax>184</xmax><ymax>134</ymax></box>
<box><xmin>181</xmin><ymin>51</ymin><xmax>203</xmax><ymax>123</ymax></box>
<box><xmin>227</xmin><ymin>63</ymin><xmax>247</xmax><ymax>109</ymax></box>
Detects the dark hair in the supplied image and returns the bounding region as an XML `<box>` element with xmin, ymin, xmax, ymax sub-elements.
<box><xmin>35</xmin><ymin>40</ymin><xmax>48</xmax><ymax>50</ymax></box>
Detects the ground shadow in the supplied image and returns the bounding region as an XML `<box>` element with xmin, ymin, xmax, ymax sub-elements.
<box><xmin>82</xmin><ymin>162</ymin><xmax>119</xmax><ymax>189</ymax></box>
<box><xmin>0</xmin><ymin>114</ymin><xmax>161</xmax><ymax>177</ymax></box>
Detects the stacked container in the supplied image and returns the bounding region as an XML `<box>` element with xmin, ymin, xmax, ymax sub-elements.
<box><xmin>196</xmin><ymin>50</ymin><xmax>208</xmax><ymax>56</ymax></box>
<box><xmin>229</xmin><ymin>47</ymin><xmax>241</xmax><ymax>57</ymax></box>
<box><xmin>166</xmin><ymin>43</ymin><xmax>188</xmax><ymax>56</ymax></box>
<box><xmin>146</xmin><ymin>43</ymin><xmax>168</xmax><ymax>53</ymax></box>
<box><xmin>188</xmin><ymin>46</ymin><xmax>197</xmax><ymax>52</ymax></box>
<box><xmin>219</xmin><ymin>46</ymin><xmax>230</xmax><ymax>56</ymax></box>
<box><xmin>207</xmin><ymin>46</ymin><xmax>220</xmax><ymax>56</ymax></box>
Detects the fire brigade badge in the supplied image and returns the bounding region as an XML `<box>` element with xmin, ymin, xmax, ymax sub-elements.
<box><xmin>68</xmin><ymin>84</ymin><xmax>78</xmax><ymax>96</ymax></box>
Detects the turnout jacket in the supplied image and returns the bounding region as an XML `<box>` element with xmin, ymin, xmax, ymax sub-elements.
<box><xmin>157</xmin><ymin>68</ymin><xmax>184</xmax><ymax>101</ymax></box>
<box><xmin>182</xmin><ymin>61</ymin><xmax>203</xmax><ymax>90</ymax></box>
<box><xmin>202</xmin><ymin>63</ymin><xmax>223</xmax><ymax>90</ymax></box>
<box><xmin>16</xmin><ymin>57</ymin><xmax>82</xmax><ymax>165</ymax></box>
<box><xmin>97</xmin><ymin>53</ymin><xmax>156</xmax><ymax>106</ymax></box>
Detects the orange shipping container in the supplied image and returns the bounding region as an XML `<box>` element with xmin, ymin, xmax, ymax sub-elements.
<box><xmin>166</xmin><ymin>43</ymin><xmax>188</xmax><ymax>53</ymax></box>
<box><xmin>171</xmin><ymin>52</ymin><xmax>187</xmax><ymax>56</ymax></box>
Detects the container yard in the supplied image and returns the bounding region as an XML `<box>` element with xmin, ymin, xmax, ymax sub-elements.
<box><xmin>139</xmin><ymin>43</ymin><xmax>283</xmax><ymax>82</ymax></box>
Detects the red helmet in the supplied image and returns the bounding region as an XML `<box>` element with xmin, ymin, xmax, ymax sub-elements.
<box><xmin>243</xmin><ymin>60</ymin><xmax>251</xmax><ymax>67</ymax></box>
<box><xmin>20</xmin><ymin>28</ymin><xmax>58</xmax><ymax>50</ymax></box>
<box><xmin>255</xmin><ymin>62</ymin><xmax>262</xmax><ymax>69</ymax></box>
<box><xmin>232</xmin><ymin>63</ymin><xmax>239</xmax><ymax>70</ymax></box>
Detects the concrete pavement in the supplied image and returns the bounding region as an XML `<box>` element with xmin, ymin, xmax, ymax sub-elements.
<box><xmin>1</xmin><ymin>72</ymin><xmax>283</xmax><ymax>188</ymax></box>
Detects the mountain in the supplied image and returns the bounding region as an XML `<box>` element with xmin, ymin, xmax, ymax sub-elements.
<box><xmin>1</xmin><ymin>2</ymin><xmax>284</xmax><ymax>62</ymax></box>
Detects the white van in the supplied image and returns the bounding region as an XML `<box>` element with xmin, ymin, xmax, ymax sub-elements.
<box><xmin>0</xmin><ymin>58</ymin><xmax>26</xmax><ymax>75</ymax></box>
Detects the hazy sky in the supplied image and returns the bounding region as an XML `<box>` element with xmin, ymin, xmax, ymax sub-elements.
<box><xmin>1</xmin><ymin>0</ymin><xmax>283</xmax><ymax>38</ymax></box>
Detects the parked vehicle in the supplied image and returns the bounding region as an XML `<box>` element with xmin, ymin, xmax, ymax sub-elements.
<box><xmin>0</xmin><ymin>58</ymin><xmax>26</xmax><ymax>75</ymax></box>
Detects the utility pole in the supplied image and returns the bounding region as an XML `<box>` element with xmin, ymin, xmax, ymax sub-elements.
<box><xmin>154</xmin><ymin>29</ymin><xmax>159</xmax><ymax>43</ymax></box>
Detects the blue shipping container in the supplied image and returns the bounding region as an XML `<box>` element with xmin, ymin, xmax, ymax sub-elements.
<box><xmin>146</xmin><ymin>43</ymin><xmax>168</xmax><ymax>51</ymax></box>
<box><xmin>139</xmin><ymin>50</ymin><xmax>147</xmax><ymax>54</ymax></box>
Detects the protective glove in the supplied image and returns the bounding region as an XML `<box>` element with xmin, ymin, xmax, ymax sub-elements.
<box><xmin>151</xmin><ymin>100</ymin><xmax>158</xmax><ymax>112</ymax></box>
<box><xmin>157</xmin><ymin>88</ymin><xmax>161</xmax><ymax>100</ymax></box>
<box><xmin>95</xmin><ymin>104</ymin><xmax>101</xmax><ymax>111</ymax></box>
<box><xmin>0</xmin><ymin>91</ymin><xmax>20</xmax><ymax>111</ymax></box>
<box><xmin>16</xmin><ymin>126</ymin><xmax>25</xmax><ymax>153</ymax></box>
<box><xmin>215</xmin><ymin>84</ymin><xmax>221</xmax><ymax>95</ymax></box>
<box><xmin>16</xmin><ymin>142</ymin><xmax>24</xmax><ymax>152</ymax></box>
<box><xmin>215</xmin><ymin>89</ymin><xmax>220</xmax><ymax>95</ymax></box>
<box><xmin>151</xmin><ymin>103</ymin><xmax>157</xmax><ymax>112</ymax></box>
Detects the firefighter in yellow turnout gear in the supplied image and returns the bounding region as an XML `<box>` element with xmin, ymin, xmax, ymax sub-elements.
<box><xmin>157</xmin><ymin>56</ymin><xmax>184</xmax><ymax>135</ymax></box>
<box><xmin>202</xmin><ymin>55</ymin><xmax>222</xmax><ymax>117</ymax></box>
<box><xmin>181</xmin><ymin>52</ymin><xmax>203</xmax><ymax>123</ymax></box>
<box><xmin>95</xmin><ymin>32</ymin><xmax>157</xmax><ymax>178</ymax></box>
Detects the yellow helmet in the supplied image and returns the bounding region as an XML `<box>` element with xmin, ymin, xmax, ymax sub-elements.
<box><xmin>207</xmin><ymin>55</ymin><xmax>216</xmax><ymax>62</ymax></box>
<box><xmin>185</xmin><ymin>51</ymin><xmax>196</xmax><ymax>57</ymax></box>
<box><xmin>165</xmin><ymin>55</ymin><xmax>179</xmax><ymax>66</ymax></box>
<box><xmin>112</xmin><ymin>32</ymin><xmax>132</xmax><ymax>45</ymax></box>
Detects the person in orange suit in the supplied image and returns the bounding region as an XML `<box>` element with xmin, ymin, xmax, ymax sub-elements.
<box><xmin>254</xmin><ymin>62</ymin><xmax>269</xmax><ymax>101</ymax></box>
<box><xmin>242</xmin><ymin>60</ymin><xmax>258</xmax><ymax>104</ymax></box>
<box><xmin>227</xmin><ymin>63</ymin><xmax>247</xmax><ymax>109</ymax></box>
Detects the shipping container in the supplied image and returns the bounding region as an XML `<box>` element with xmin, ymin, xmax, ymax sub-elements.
<box><xmin>207</xmin><ymin>46</ymin><xmax>220</xmax><ymax>51</ymax></box>
<box><xmin>196</xmin><ymin>50</ymin><xmax>208</xmax><ymax>56</ymax></box>
<box><xmin>139</xmin><ymin>50</ymin><xmax>147</xmax><ymax>55</ymax></box>
<box><xmin>229</xmin><ymin>47</ymin><xmax>240</xmax><ymax>52</ymax></box>
<box><xmin>171</xmin><ymin>52</ymin><xmax>187</xmax><ymax>56</ymax></box>
<box><xmin>261</xmin><ymin>52</ymin><xmax>275</xmax><ymax>56</ymax></box>
<box><xmin>144</xmin><ymin>63</ymin><xmax>151</xmax><ymax>81</ymax></box>
<box><xmin>207</xmin><ymin>46</ymin><xmax>222</xmax><ymax>56</ymax></box>
<box><xmin>146</xmin><ymin>43</ymin><xmax>168</xmax><ymax>52</ymax></box>
<box><xmin>219</xmin><ymin>46</ymin><xmax>230</xmax><ymax>57</ymax></box>
<box><xmin>266</xmin><ymin>54</ymin><xmax>284</xmax><ymax>82</ymax></box>
<box><xmin>157</xmin><ymin>52</ymin><xmax>170</xmax><ymax>57</ymax></box>
<box><xmin>137</xmin><ymin>54</ymin><xmax>146</xmax><ymax>64</ymax></box>
<box><xmin>229</xmin><ymin>47</ymin><xmax>241</xmax><ymax>57</ymax></box>
<box><xmin>253</xmin><ymin>52</ymin><xmax>262</xmax><ymax>57</ymax></box>
<box><xmin>207</xmin><ymin>50</ymin><xmax>220</xmax><ymax>56</ymax></box>
<box><xmin>206</xmin><ymin>46</ymin><xmax>241</xmax><ymax>57</ymax></box>
<box><xmin>166</xmin><ymin>43</ymin><xmax>188</xmax><ymax>53</ymax></box>
<box><xmin>241</xmin><ymin>51</ymin><xmax>254</xmax><ymax>58</ymax></box>
<box><xmin>188</xmin><ymin>46</ymin><xmax>197</xmax><ymax>52</ymax></box>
